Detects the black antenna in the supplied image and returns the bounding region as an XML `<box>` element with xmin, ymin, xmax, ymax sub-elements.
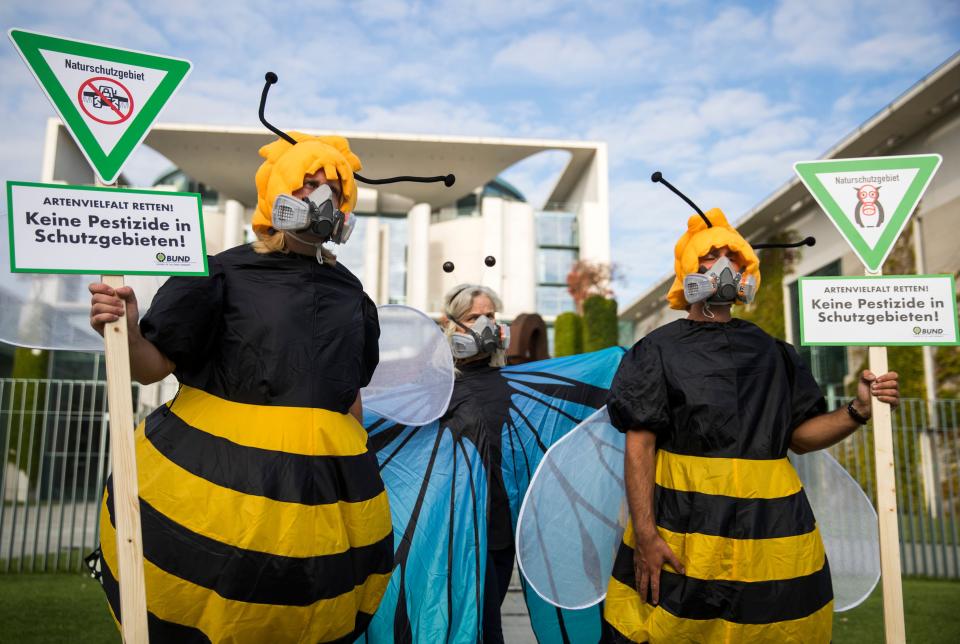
<box><xmin>259</xmin><ymin>73</ymin><xmax>297</xmax><ymax>146</ymax></box>
<box><xmin>651</xmin><ymin>171</ymin><xmax>712</xmax><ymax>228</ymax></box>
<box><xmin>752</xmin><ymin>236</ymin><xmax>816</xmax><ymax>250</ymax></box>
<box><xmin>441</xmin><ymin>255</ymin><xmax>496</xmax><ymax>274</ymax></box>
<box><xmin>355</xmin><ymin>173</ymin><xmax>456</xmax><ymax>187</ymax></box>
<box><xmin>258</xmin><ymin>72</ymin><xmax>456</xmax><ymax>188</ymax></box>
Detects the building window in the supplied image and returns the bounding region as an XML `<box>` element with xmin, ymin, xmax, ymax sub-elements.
<box><xmin>537</xmin><ymin>286</ymin><xmax>575</xmax><ymax>317</ymax></box>
<box><xmin>335</xmin><ymin>213</ymin><xmax>407</xmax><ymax>304</ymax></box>
<box><xmin>383</xmin><ymin>217</ymin><xmax>408</xmax><ymax>304</ymax></box>
<box><xmin>536</xmin><ymin>211</ymin><xmax>578</xmax><ymax>247</ymax></box>
<box><xmin>538</xmin><ymin>248</ymin><xmax>577</xmax><ymax>285</ymax></box>
<box><xmin>535</xmin><ymin>210</ymin><xmax>579</xmax><ymax>319</ymax></box>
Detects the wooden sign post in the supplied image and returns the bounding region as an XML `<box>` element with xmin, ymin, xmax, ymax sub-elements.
<box><xmin>101</xmin><ymin>270</ymin><xmax>149</xmax><ymax>643</ymax></box>
<box><xmin>867</xmin><ymin>334</ymin><xmax>906</xmax><ymax>643</ymax></box>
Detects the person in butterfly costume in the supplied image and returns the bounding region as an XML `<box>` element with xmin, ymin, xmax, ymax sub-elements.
<box><xmin>360</xmin><ymin>280</ymin><xmax>625</xmax><ymax>644</ymax></box>
<box><xmin>603</xmin><ymin>198</ymin><xmax>901</xmax><ymax>643</ymax></box>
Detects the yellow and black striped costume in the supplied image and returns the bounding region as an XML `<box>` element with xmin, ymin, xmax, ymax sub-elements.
<box><xmin>95</xmin><ymin>244</ymin><xmax>393</xmax><ymax>642</ymax></box>
<box><xmin>604</xmin><ymin>319</ymin><xmax>833</xmax><ymax>643</ymax></box>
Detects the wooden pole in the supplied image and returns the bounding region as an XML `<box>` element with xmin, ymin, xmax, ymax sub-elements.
<box><xmin>867</xmin><ymin>269</ymin><xmax>906</xmax><ymax>644</ymax></box>
<box><xmin>98</xmin><ymin>176</ymin><xmax>149</xmax><ymax>643</ymax></box>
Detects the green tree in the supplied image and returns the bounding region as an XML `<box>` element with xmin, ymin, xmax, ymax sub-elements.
<box><xmin>554</xmin><ymin>312</ymin><xmax>583</xmax><ymax>357</ymax></box>
<box><xmin>582</xmin><ymin>295</ymin><xmax>618</xmax><ymax>352</ymax></box>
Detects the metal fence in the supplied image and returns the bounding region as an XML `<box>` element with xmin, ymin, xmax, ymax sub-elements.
<box><xmin>0</xmin><ymin>378</ymin><xmax>148</xmax><ymax>573</ymax></box>
<box><xmin>823</xmin><ymin>392</ymin><xmax>960</xmax><ymax>578</ymax></box>
<box><xmin>2</xmin><ymin>378</ymin><xmax>960</xmax><ymax>578</ymax></box>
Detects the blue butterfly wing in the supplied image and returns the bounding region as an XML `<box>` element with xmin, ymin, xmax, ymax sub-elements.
<box><xmin>362</xmin><ymin>346</ymin><xmax>624</xmax><ymax>644</ymax></box>
<box><xmin>361</xmin><ymin>416</ymin><xmax>487</xmax><ymax>644</ymax></box>
<box><xmin>500</xmin><ymin>347</ymin><xmax>625</xmax><ymax>643</ymax></box>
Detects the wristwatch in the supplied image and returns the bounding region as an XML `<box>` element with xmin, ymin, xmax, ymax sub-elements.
<box><xmin>847</xmin><ymin>400</ymin><xmax>870</xmax><ymax>425</ymax></box>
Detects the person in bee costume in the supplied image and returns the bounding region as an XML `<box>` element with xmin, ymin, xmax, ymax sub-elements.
<box><xmin>601</xmin><ymin>174</ymin><xmax>901</xmax><ymax>644</ymax></box>
<box><xmin>85</xmin><ymin>73</ymin><xmax>455</xmax><ymax>643</ymax></box>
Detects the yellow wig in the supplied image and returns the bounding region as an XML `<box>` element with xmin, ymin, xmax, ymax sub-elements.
<box><xmin>252</xmin><ymin>132</ymin><xmax>362</xmax><ymax>236</ymax></box>
<box><xmin>666</xmin><ymin>208</ymin><xmax>761</xmax><ymax>310</ymax></box>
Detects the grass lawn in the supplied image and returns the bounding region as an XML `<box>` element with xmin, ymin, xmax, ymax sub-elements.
<box><xmin>0</xmin><ymin>573</ymin><xmax>958</xmax><ymax>642</ymax></box>
<box><xmin>0</xmin><ymin>572</ymin><xmax>118</xmax><ymax>643</ymax></box>
<box><xmin>834</xmin><ymin>577</ymin><xmax>960</xmax><ymax>643</ymax></box>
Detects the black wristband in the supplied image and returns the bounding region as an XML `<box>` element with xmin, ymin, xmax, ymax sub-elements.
<box><xmin>847</xmin><ymin>400</ymin><xmax>870</xmax><ymax>425</ymax></box>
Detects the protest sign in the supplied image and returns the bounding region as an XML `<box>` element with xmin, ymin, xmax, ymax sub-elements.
<box><xmin>9</xmin><ymin>29</ymin><xmax>191</xmax><ymax>184</ymax></box>
<box><xmin>7</xmin><ymin>181</ymin><xmax>206</xmax><ymax>275</ymax></box>
<box><xmin>799</xmin><ymin>275</ymin><xmax>959</xmax><ymax>346</ymax></box>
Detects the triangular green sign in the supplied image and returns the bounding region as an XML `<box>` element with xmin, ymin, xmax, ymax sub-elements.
<box><xmin>9</xmin><ymin>29</ymin><xmax>191</xmax><ymax>184</ymax></box>
<box><xmin>794</xmin><ymin>154</ymin><xmax>942</xmax><ymax>272</ymax></box>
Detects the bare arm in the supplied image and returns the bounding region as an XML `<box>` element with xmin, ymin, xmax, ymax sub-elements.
<box><xmin>790</xmin><ymin>370</ymin><xmax>900</xmax><ymax>454</ymax></box>
<box><xmin>625</xmin><ymin>429</ymin><xmax>684</xmax><ymax>605</ymax></box>
<box><xmin>349</xmin><ymin>391</ymin><xmax>363</xmax><ymax>424</ymax></box>
<box><xmin>89</xmin><ymin>283</ymin><xmax>175</xmax><ymax>385</ymax></box>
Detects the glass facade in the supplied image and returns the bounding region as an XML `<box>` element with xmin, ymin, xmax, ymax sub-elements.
<box><xmin>535</xmin><ymin>209</ymin><xmax>578</xmax><ymax>318</ymax></box>
<box><xmin>536</xmin><ymin>210</ymin><xmax>578</xmax><ymax>247</ymax></box>
<box><xmin>332</xmin><ymin>213</ymin><xmax>407</xmax><ymax>305</ymax></box>
<box><xmin>536</xmin><ymin>286</ymin><xmax>575</xmax><ymax>317</ymax></box>
<box><xmin>538</xmin><ymin>248</ymin><xmax>578</xmax><ymax>284</ymax></box>
<box><xmin>383</xmin><ymin>217</ymin><xmax>408</xmax><ymax>305</ymax></box>
<box><xmin>152</xmin><ymin>169</ymin><xmax>219</xmax><ymax>205</ymax></box>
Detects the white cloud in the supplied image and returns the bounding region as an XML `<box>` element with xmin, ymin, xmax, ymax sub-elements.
<box><xmin>772</xmin><ymin>0</ymin><xmax>958</xmax><ymax>73</ymax></box>
<box><xmin>493</xmin><ymin>32</ymin><xmax>606</xmax><ymax>83</ymax></box>
<box><xmin>344</xmin><ymin>99</ymin><xmax>507</xmax><ymax>136</ymax></box>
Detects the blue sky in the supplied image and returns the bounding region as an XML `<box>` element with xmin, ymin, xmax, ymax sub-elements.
<box><xmin>2</xmin><ymin>1</ymin><xmax>959</xmax><ymax>303</ymax></box>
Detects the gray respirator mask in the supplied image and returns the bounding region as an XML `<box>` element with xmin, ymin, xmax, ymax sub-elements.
<box><xmin>450</xmin><ymin>316</ymin><xmax>510</xmax><ymax>359</ymax></box>
<box><xmin>683</xmin><ymin>256</ymin><xmax>757</xmax><ymax>305</ymax></box>
<box><xmin>271</xmin><ymin>184</ymin><xmax>355</xmax><ymax>245</ymax></box>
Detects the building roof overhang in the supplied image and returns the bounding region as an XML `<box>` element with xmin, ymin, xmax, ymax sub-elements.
<box><xmin>137</xmin><ymin>124</ymin><xmax>604</xmax><ymax>210</ymax></box>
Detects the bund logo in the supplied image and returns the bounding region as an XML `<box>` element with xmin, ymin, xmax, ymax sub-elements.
<box><xmin>154</xmin><ymin>252</ymin><xmax>191</xmax><ymax>266</ymax></box>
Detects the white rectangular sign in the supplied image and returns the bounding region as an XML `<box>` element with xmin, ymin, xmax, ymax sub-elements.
<box><xmin>6</xmin><ymin>181</ymin><xmax>207</xmax><ymax>275</ymax></box>
<box><xmin>799</xmin><ymin>275</ymin><xmax>959</xmax><ymax>346</ymax></box>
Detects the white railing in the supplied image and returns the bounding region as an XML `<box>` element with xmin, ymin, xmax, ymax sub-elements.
<box><xmin>2</xmin><ymin>378</ymin><xmax>959</xmax><ymax>578</ymax></box>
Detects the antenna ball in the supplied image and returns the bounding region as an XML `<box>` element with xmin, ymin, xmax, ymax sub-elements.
<box><xmin>484</xmin><ymin>256</ymin><xmax>496</xmax><ymax>267</ymax></box>
<box><xmin>651</xmin><ymin>171</ymin><xmax>663</xmax><ymax>183</ymax></box>
<box><xmin>265</xmin><ymin>72</ymin><xmax>278</xmax><ymax>84</ymax></box>
<box><xmin>444</xmin><ymin>174</ymin><xmax>456</xmax><ymax>187</ymax></box>
<box><xmin>805</xmin><ymin>236</ymin><xmax>816</xmax><ymax>247</ymax></box>
<box><xmin>442</xmin><ymin>261</ymin><xmax>455</xmax><ymax>273</ymax></box>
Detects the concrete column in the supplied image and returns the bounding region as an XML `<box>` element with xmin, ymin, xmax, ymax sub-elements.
<box><xmin>501</xmin><ymin>201</ymin><xmax>536</xmax><ymax>317</ymax></box>
<box><xmin>379</xmin><ymin>224</ymin><xmax>391</xmax><ymax>304</ymax></box>
<box><xmin>223</xmin><ymin>200</ymin><xmax>245</xmax><ymax>250</ymax></box>
<box><xmin>406</xmin><ymin>203</ymin><xmax>431</xmax><ymax>311</ymax></box>
<box><xmin>363</xmin><ymin>217</ymin><xmax>381</xmax><ymax>304</ymax></box>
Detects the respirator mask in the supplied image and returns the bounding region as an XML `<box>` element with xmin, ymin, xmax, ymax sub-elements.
<box><xmin>450</xmin><ymin>316</ymin><xmax>510</xmax><ymax>359</ymax></box>
<box><xmin>271</xmin><ymin>184</ymin><xmax>355</xmax><ymax>245</ymax></box>
<box><xmin>683</xmin><ymin>256</ymin><xmax>757</xmax><ymax>305</ymax></box>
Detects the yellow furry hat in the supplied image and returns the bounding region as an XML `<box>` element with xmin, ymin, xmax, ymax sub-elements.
<box><xmin>666</xmin><ymin>208</ymin><xmax>761</xmax><ymax>310</ymax></box>
<box><xmin>252</xmin><ymin>132</ymin><xmax>362</xmax><ymax>235</ymax></box>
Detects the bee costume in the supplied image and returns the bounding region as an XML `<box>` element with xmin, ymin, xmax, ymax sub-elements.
<box><xmin>602</xmin><ymin>205</ymin><xmax>834</xmax><ymax>643</ymax></box>
<box><xmin>92</xmin><ymin>116</ymin><xmax>398</xmax><ymax>644</ymax></box>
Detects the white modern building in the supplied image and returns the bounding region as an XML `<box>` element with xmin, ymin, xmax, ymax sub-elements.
<box><xmin>39</xmin><ymin>120</ymin><xmax>609</xmax><ymax>323</ymax></box>
<box><xmin>619</xmin><ymin>52</ymin><xmax>960</xmax><ymax>395</ymax></box>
